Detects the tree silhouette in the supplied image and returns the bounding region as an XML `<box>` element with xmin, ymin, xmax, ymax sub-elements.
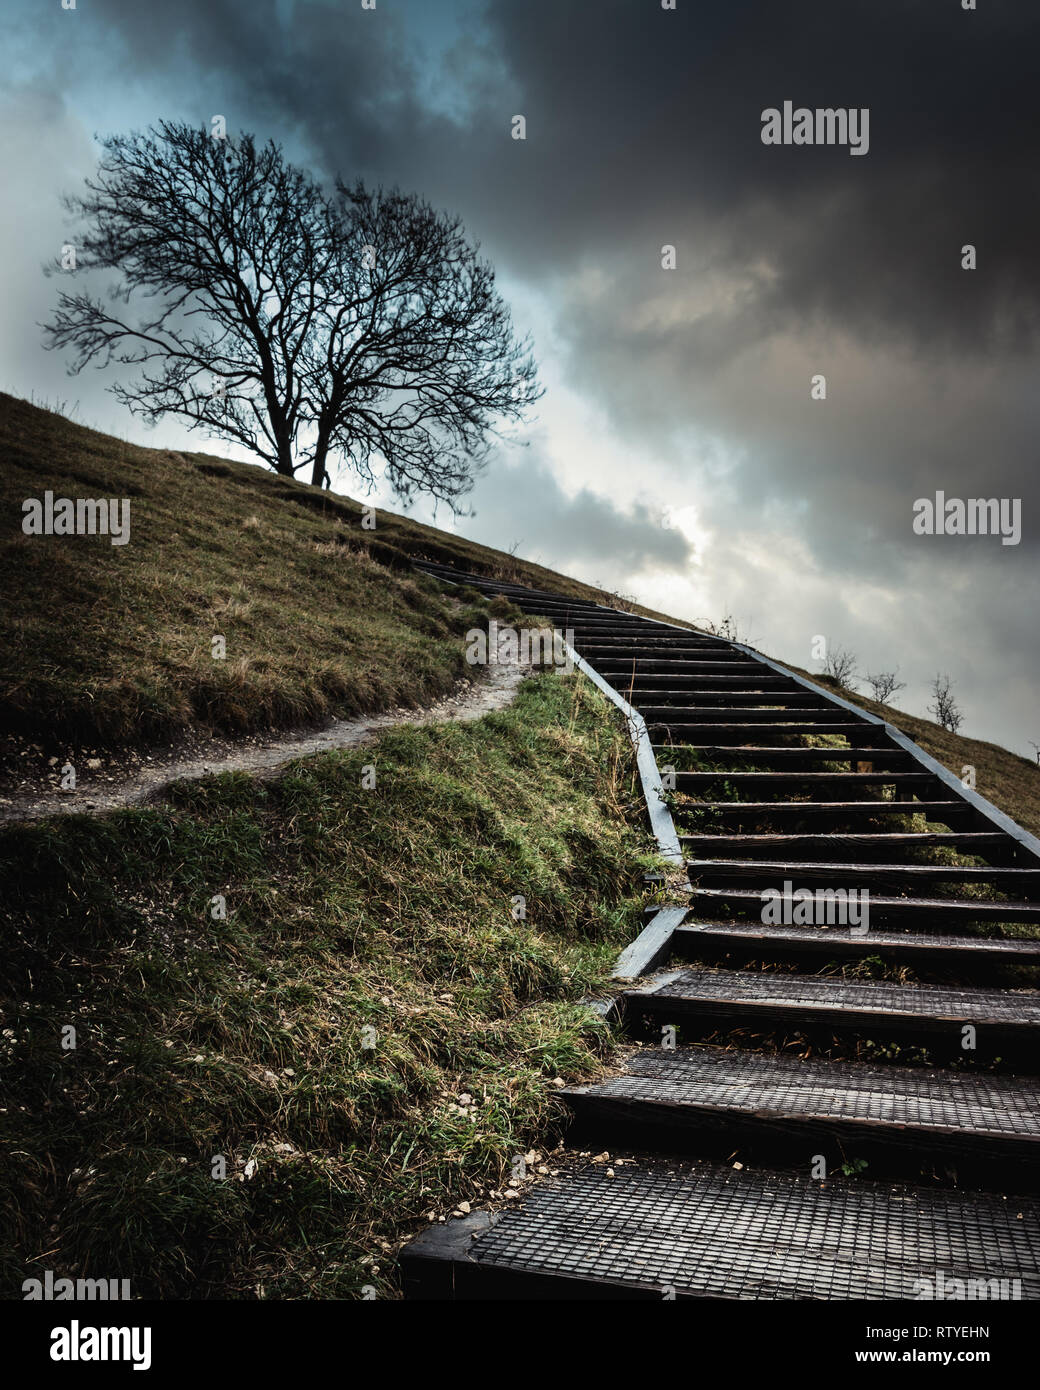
<box><xmin>44</xmin><ymin>122</ymin><xmax>540</xmax><ymax>505</ymax></box>
<box><xmin>865</xmin><ymin>670</ymin><xmax>906</xmax><ymax>705</ymax></box>
<box><xmin>928</xmin><ymin>673</ymin><xmax>963</xmax><ymax>733</ymax></box>
<box><xmin>822</xmin><ymin>643</ymin><xmax>858</xmax><ymax>690</ymax></box>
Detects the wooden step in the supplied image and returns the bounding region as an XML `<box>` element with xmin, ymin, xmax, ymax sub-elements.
<box><xmin>659</xmin><ymin>746</ymin><xmax>913</xmax><ymax>770</ymax></box>
<box><xmin>686</xmin><ymin>856</ymin><xmax>1034</xmax><ymax>900</ymax></box>
<box><xmin>623</xmin><ymin>968</ymin><xmax>1040</xmax><ymax>1053</ymax></box>
<box><xmin>687</xmin><ymin>857</ymin><xmax>1040</xmax><ymax>894</ymax></box>
<box><xmin>577</xmin><ymin>642</ymin><xmax>735</xmax><ymax>655</ymax></box>
<box><xmin>636</xmin><ymin>691</ymin><xmax>832</xmax><ymax>707</ymax></box>
<box><xmin>689</xmin><ymin>885</ymin><xmax>1040</xmax><ymax>926</ymax></box>
<box><xmin>675</xmin><ymin>771</ymin><xmax>939</xmax><ymax>794</ymax></box>
<box><xmin>648</xmin><ymin>707</ymin><xmax>866</xmax><ymax>725</ymax></box>
<box><xmin>628</xmin><ymin>674</ymin><xmax>797</xmax><ymax>688</ymax></box>
<box><xmin>673</xmin><ymin>919</ymin><xmax>1040</xmax><ymax>965</ymax></box>
<box><xmin>563</xmin><ymin>1048</ymin><xmax>1040</xmax><ymax>1174</ymax></box>
<box><xmin>569</xmin><ymin>625</ymin><xmax>696</xmax><ymax>635</ymax></box>
<box><xmin>675</xmin><ymin>800</ymin><xmax>971</xmax><ymax>826</ymax></box>
<box><xmin>596</xmin><ymin>660</ymin><xmax>767</xmax><ymax>676</ymax></box>
<box><xmin>570</xmin><ymin>628</ymin><xmax>715</xmax><ymax>638</ymax></box>
<box><xmin>680</xmin><ymin>831</ymin><xmax>1013</xmax><ymax>857</ymax></box>
<box><xmin>400</xmin><ymin>1155</ymin><xmax>1040</xmax><ymax>1299</ymax></box>
<box><xmin>653</xmin><ymin>723</ymin><xmax>874</xmax><ymax>743</ymax></box>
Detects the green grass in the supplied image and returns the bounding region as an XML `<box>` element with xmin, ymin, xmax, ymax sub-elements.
<box><xmin>0</xmin><ymin>673</ymin><xmax>651</xmax><ymax>1299</ymax></box>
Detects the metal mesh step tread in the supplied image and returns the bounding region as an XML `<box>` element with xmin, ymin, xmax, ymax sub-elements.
<box><xmin>632</xmin><ymin>968</ymin><xmax>1040</xmax><ymax>1025</ymax></box>
<box><xmin>676</xmin><ymin>920</ymin><xmax>1040</xmax><ymax>955</ymax></box>
<box><xmin>564</xmin><ymin>1049</ymin><xmax>1040</xmax><ymax>1139</ymax></box>
<box><xmin>412</xmin><ymin>1158</ymin><xmax>1040</xmax><ymax>1300</ymax></box>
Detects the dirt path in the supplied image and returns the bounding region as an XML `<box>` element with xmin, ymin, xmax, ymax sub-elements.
<box><xmin>0</xmin><ymin>659</ymin><xmax>531</xmax><ymax>825</ymax></box>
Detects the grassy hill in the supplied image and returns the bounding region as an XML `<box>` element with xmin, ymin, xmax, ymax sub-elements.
<box><xmin>2</xmin><ymin>390</ymin><xmax>1038</xmax><ymax>1298</ymax></box>
<box><xmin>0</xmin><ymin>674</ymin><xmax>648</xmax><ymax>1298</ymax></box>
<box><xmin>0</xmin><ymin>391</ymin><xmax>675</xmax><ymax>755</ymax></box>
<box><xmin>3</xmin><ymin>389</ymin><xmax>1035</xmax><ymax>838</ymax></box>
<box><xmin>0</xmin><ymin>393</ymin><xmax>657</xmax><ymax>1299</ymax></box>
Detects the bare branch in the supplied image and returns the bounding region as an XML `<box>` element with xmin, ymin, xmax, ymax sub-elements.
<box><xmin>928</xmin><ymin>673</ymin><xmax>964</xmax><ymax>733</ymax></box>
<box><xmin>821</xmin><ymin>643</ymin><xmax>858</xmax><ymax>690</ymax></box>
<box><xmin>43</xmin><ymin>122</ymin><xmax>540</xmax><ymax>502</ymax></box>
<box><xmin>865</xmin><ymin>670</ymin><xmax>907</xmax><ymax>705</ymax></box>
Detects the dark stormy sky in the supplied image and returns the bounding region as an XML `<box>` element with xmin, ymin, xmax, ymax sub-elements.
<box><xmin>2</xmin><ymin>0</ymin><xmax>1037</xmax><ymax>759</ymax></box>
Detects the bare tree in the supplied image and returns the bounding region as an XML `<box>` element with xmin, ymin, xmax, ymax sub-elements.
<box><xmin>928</xmin><ymin>673</ymin><xmax>963</xmax><ymax>733</ymax></box>
<box><xmin>1028</xmin><ymin>741</ymin><xmax>1039</xmax><ymax>766</ymax></box>
<box><xmin>44</xmin><ymin>122</ymin><xmax>540</xmax><ymax>506</ymax></box>
<box><xmin>865</xmin><ymin>670</ymin><xmax>907</xmax><ymax>705</ymax></box>
<box><xmin>822</xmin><ymin>643</ymin><xmax>858</xmax><ymax>690</ymax></box>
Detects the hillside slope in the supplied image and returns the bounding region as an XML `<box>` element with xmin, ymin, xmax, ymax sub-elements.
<box><xmin>0</xmin><ymin>392</ymin><xmax>675</xmax><ymax>756</ymax></box>
<box><xmin>2</xmin><ymin>390</ymin><xmax>1038</xmax><ymax>835</ymax></box>
<box><xmin>3</xmin><ymin>390</ymin><xmax>1040</xmax><ymax>1301</ymax></box>
<box><xmin>0</xmin><ymin>674</ymin><xmax>648</xmax><ymax>1298</ymax></box>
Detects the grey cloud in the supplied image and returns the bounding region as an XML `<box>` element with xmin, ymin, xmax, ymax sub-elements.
<box><xmin>405</xmin><ymin>448</ymin><xmax>695</xmax><ymax>582</ymax></box>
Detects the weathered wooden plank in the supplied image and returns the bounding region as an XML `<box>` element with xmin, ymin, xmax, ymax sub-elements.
<box><xmin>624</xmin><ymin>968</ymin><xmax>1040</xmax><ymax>1048</ymax></box>
<box><xmin>652</xmin><ymin>723</ymin><xmax>875</xmax><ymax>743</ymax></box>
<box><xmin>648</xmin><ymin>706</ymin><xmax>863</xmax><ymax>723</ymax></box>
<box><xmin>561</xmin><ymin>1050</ymin><xmax>1040</xmax><ymax>1181</ymax></box>
<box><xmin>404</xmin><ymin>1158</ymin><xmax>1040</xmax><ymax>1301</ymax></box>
<box><xmin>679</xmin><ymin>831</ymin><xmax>1013</xmax><ymax>855</ymax></box>
<box><xmin>675</xmin><ymin>770</ymin><xmax>937</xmax><ymax>786</ymax></box>
<box><xmin>673</xmin><ymin>920</ymin><xmax>1040</xmax><ymax>961</ymax></box>
<box><xmin>595</xmin><ymin>660</ymin><xmax>768</xmax><ymax>675</ymax></box>
<box><xmin>613</xmin><ymin>906</ymin><xmax>689</xmax><ymax>979</ymax></box>
<box><xmin>688</xmin><ymin>885</ymin><xmax>1040</xmax><ymax>922</ymax></box>
<box><xmin>627</xmin><ymin>673</ymin><xmax>797</xmax><ymax>687</ymax></box>
<box><xmin>635</xmin><ymin>691</ymin><xmax>833</xmax><ymax>707</ymax></box>
<box><xmin>577</xmin><ymin>641</ymin><xmax>736</xmax><ymax>654</ymax></box>
<box><xmin>679</xmin><ymin>799</ymin><xmax>967</xmax><ymax>819</ymax></box>
<box><xmin>686</xmin><ymin>856</ymin><xmax>1040</xmax><ymax>888</ymax></box>
<box><xmin>657</xmin><ymin>746</ymin><xmax>913</xmax><ymax>769</ymax></box>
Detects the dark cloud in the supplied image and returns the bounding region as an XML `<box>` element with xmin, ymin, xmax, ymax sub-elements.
<box><xmin>477</xmin><ymin>0</ymin><xmax>1040</xmax><ymax>348</ymax></box>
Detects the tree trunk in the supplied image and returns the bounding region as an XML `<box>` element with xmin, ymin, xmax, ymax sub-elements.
<box><xmin>274</xmin><ymin>433</ymin><xmax>295</xmax><ymax>475</ymax></box>
<box><xmin>310</xmin><ymin>428</ymin><xmax>331</xmax><ymax>489</ymax></box>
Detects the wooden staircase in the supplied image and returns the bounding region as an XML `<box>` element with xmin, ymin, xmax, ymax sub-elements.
<box><xmin>401</xmin><ymin>562</ymin><xmax>1040</xmax><ymax>1300</ymax></box>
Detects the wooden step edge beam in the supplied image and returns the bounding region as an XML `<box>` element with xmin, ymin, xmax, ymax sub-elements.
<box><xmin>621</xmin><ymin>988</ymin><xmax>1040</xmax><ymax>1046</ymax></box>
<box><xmin>674</xmin><ymin>771</ymin><xmax>939</xmax><ymax>782</ymax></box>
<box><xmin>672</xmin><ymin>922</ymin><xmax>1040</xmax><ymax>958</ymax></box>
<box><xmin>679</xmin><ymin>832</ymin><xmax>1010</xmax><ymax>847</ymax></box>
<box><xmin>688</xmin><ymin>885</ymin><xmax>1040</xmax><ymax>918</ymax></box>
<box><xmin>679</xmin><ymin>800</ymin><xmax>967</xmax><ymax>814</ymax></box>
